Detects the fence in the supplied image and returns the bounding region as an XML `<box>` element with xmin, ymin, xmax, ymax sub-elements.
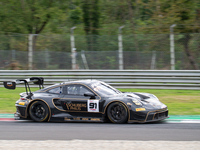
<box><xmin>0</xmin><ymin>50</ymin><xmax>192</xmax><ymax>70</ymax></box>
<box><xmin>0</xmin><ymin>33</ymin><xmax>199</xmax><ymax>70</ymax></box>
<box><xmin>0</xmin><ymin>70</ymin><xmax>200</xmax><ymax>90</ymax></box>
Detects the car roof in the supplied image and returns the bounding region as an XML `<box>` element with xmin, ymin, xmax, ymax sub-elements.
<box><xmin>38</xmin><ymin>79</ymin><xmax>101</xmax><ymax>91</ymax></box>
<box><xmin>62</xmin><ymin>79</ymin><xmax>100</xmax><ymax>85</ymax></box>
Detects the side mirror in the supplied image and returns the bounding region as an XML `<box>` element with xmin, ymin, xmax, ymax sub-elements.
<box><xmin>84</xmin><ymin>92</ymin><xmax>96</xmax><ymax>98</ymax></box>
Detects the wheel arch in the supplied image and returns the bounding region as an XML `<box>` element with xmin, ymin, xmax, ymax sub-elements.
<box><xmin>26</xmin><ymin>99</ymin><xmax>51</xmax><ymax>122</ymax></box>
<box><xmin>103</xmin><ymin>100</ymin><xmax>130</xmax><ymax>122</ymax></box>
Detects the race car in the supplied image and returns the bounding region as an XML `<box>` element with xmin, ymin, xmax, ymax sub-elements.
<box><xmin>4</xmin><ymin>77</ymin><xmax>168</xmax><ymax>123</ymax></box>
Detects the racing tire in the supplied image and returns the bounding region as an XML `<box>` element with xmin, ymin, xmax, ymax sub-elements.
<box><xmin>107</xmin><ymin>102</ymin><xmax>128</xmax><ymax>124</ymax></box>
<box><xmin>29</xmin><ymin>101</ymin><xmax>49</xmax><ymax>122</ymax></box>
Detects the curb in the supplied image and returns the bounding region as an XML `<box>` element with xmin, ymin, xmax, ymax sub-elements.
<box><xmin>0</xmin><ymin>118</ymin><xmax>15</xmax><ymax>121</ymax></box>
<box><xmin>1</xmin><ymin>114</ymin><xmax>200</xmax><ymax>120</ymax></box>
<box><xmin>0</xmin><ymin>114</ymin><xmax>14</xmax><ymax>118</ymax></box>
<box><xmin>166</xmin><ymin>115</ymin><xmax>200</xmax><ymax>120</ymax></box>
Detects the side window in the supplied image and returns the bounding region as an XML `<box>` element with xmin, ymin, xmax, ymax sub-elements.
<box><xmin>79</xmin><ymin>85</ymin><xmax>92</xmax><ymax>96</ymax></box>
<box><xmin>48</xmin><ymin>87</ymin><xmax>62</xmax><ymax>94</ymax></box>
<box><xmin>63</xmin><ymin>84</ymin><xmax>93</xmax><ymax>96</ymax></box>
<box><xmin>67</xmin><ymin>85</ymin><xmax>79</xmax><ymax>95</ymax></box>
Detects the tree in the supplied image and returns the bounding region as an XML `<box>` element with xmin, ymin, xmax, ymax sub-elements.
<box><xmin>81</xmin><ymin>0</ymin><xmax>100</xmax><ymax>51</ymax></box>
<box><xmin>137</xmin><ymin>0</ymin><xmax>200</xmax><ymax>69</ymax></box>
<box><xmin>0</xmin><ymin>0</ymin><xmax>68</xmax><ymax>50</ymax></box>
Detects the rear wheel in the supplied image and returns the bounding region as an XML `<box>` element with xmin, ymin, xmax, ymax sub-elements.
<box><xmin>107</xmin><ymin>102</ymin><xmax>128</xmax><ymax>124</ymax></box>
<box><xmin>29</xmin><ymin>101</ymin><xmax>49</xmax><ymax>122</ymax></box>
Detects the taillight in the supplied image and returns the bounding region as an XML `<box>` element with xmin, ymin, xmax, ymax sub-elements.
<box><xmin>20</xmin><ymin>97</ymin><xmax>26</xmax><ymax>100</ymax></box>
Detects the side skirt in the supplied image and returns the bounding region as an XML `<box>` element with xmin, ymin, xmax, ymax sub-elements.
<box><xmin>49</xmin><ymin>116</ymin><xmax>105</xmax><ymax>122</ymax></box>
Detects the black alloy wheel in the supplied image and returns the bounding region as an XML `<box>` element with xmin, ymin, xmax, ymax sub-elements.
<box><xmin>29</xmin><ymin>101</ymin><xmax>49</xmax><ymax>122</ymax></box>
<box><xmin>107</xmin><ymin>102</ymin><xmax>128</xmax><ymax>123</ymax></box>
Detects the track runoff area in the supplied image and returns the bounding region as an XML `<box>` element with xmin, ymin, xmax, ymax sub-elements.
<box><xmin>1</xmin><ymin>114</ymin><xmax>200</xmax><ymax>149</ymax></box>
<box><xmin>0</xmin><ymin>114</ymin><xmax>200</xmax><ymax>123</ymax></box>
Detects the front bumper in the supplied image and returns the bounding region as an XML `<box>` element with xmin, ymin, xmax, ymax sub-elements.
<box><xmin>14</xmin><ymin>112</ymin><xmax>21</xmax><ymax>120</ymax></box>
<box><xmin>14</xmin><ymin>111</ymin><xmax>29</xmax><ymax>120</ymax></box>
<box><xmin>14</xmin><ymin>105</ymin><xmax>30</xmax><ymax>120</ymax></box>
<box><xmin>129</xmin><ymin>108</ymin><xmax>169</xmax><ymax>123</ymax></box>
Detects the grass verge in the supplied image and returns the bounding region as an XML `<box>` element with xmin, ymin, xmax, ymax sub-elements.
<box><xmin>120</xmin><ymin>89</ymin><xmax>200</xmax><ymax>115</ymax></box>
<box><xmin>0</xmin><ymin>87</ymin><xmax>200</xmax><ymax>115</ymax></box>
<box><xmin>0</xmin><ymin>87</ymin><xmax>38</xmax><ymax>113</ymax></box>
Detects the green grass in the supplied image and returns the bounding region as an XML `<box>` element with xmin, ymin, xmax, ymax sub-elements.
<box><xmin>120</xmin><ymin>89</ymin><xmax>200</xmax><ymax>115</ymax></box>
<box><xmin>0</xmin><ymin>87</ymin><xmax>38</xmax><ymax>113</ymax></box>
<box><xmin>0</xmin><ymin>87</ymin><xmax>200</xmax><ymax>115</ymax></box>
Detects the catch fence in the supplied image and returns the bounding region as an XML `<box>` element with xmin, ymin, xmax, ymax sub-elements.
<box><xmin>0</xmin><ymin>33</ymin><xmax>199</xmax><ymax>70</ymax></box>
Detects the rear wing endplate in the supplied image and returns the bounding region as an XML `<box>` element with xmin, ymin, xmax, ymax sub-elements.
<box><xmin>3</xmin><ymin>81</ymin><xmax>16</xmax><ymax>89</ymax></box>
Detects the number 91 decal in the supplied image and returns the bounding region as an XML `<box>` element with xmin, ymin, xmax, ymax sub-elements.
<box><xmin>87</xmin><ymin>100</ymin><xmax>99</xmax><ymax>112</ymax></box>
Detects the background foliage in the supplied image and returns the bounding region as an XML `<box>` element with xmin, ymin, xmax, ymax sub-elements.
<box><xmin>1</xmin><ymin>0</ymin><xmax>200</xmax><ymax>34</ymax></box>
<box><xmin>0</xmin><ymin>0</ymin><xmax>200</xmax><ymax>69</ymax></box>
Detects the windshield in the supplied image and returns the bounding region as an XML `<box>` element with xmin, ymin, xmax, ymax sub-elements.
<box><xmin>91</xmin><ymin>82</ymin><xmax>121</xmax><ymax>96</ymax></box>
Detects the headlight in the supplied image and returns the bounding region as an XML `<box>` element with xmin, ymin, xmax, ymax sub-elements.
<box><xmin>132</xmin><ymin>99</ymin><xmax>142</xmax><ymax>106</ymax></box>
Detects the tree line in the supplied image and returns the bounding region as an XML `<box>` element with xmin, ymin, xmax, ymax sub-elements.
<box><xmin>1</xmin><ymin>0</ymin><xmax>200</xmax><ymax>34</ymax></box>
<box><xmin>0</xmin><ymin>0</ymin><xmax>200</xmax><ymax>69</ymax></box>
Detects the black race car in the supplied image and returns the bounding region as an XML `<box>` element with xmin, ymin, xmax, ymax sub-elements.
<box><xmin>4</xmin><ymin>77</ymin><xmax>168</xmax><ymax>123</ymax></box>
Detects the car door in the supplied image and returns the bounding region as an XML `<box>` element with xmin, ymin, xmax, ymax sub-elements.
<box><xmin>60</xmin><ymin>84</ymin><xmax>101</xmax><ymax>117</ymax></box>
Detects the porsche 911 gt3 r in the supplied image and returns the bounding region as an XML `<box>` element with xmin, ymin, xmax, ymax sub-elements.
<box><xmin>4</xmin><ymin>77</ymin><xmax>168</xmax><ymax>123</ymax></box>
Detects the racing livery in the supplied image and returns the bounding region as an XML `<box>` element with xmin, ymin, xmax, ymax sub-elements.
<box><xmin>4</xmin><ymin>77</ymin><xmax>168</xmax><ymax>123</ymax></box>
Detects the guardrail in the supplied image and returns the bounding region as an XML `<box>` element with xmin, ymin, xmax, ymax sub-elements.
<box><xmin>0</xmin><ymin>70</ymin><xmax>200</xmax><ymax>90</ymax></box>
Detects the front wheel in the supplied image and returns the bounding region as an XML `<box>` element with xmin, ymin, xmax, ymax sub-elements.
<box><xmin>107</xmin><ymin>102</ymin><xmax>128</xmax><ymax>123</ymax></box>
<box><xmin>29</xmin><ymin>101</ymin><xmax>49</xmax><ymax>122</ymax></box>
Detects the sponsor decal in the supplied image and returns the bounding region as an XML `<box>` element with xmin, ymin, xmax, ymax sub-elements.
<box><xmin>18</xmin><ymin>102</ymin><xmax>25</xmax><ymax>106</ymax></box>
<box><xmin>136</xmin><ymin>108</ymin><xmax>146</xmax><ymax>111</ymax></box>
<box><xmin>64</xmin><ymin>117</ymin><xmax>100</xmax><ymax>121</ymax></box>
<box><xmin>7</xmin><ymin>82</ymin><xmax>13</xmax><ymax>87</ymax></box>
<box><xmin>66</xmin><ymin>103</ymin><xmax>87</xmax><ymax>111</ymax></box>
<box><xmin>90</xmin><ymin>118</ymin><xmax>101</xmax><ymax>121</ymax></box>
<box><xmin>64</xmin><ymin>117</ymin><xmax>71</xmax><ymax>121</ymax></box>
<box><xmin>87</xmin><ymin>100</ymin><xmax>99</xmax><ymax>112</ymax></box>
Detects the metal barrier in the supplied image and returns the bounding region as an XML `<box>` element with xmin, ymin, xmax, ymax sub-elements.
<box><xmin>0</xmin><ymin>70</ymin><xmax>200</xmax><ymax>89</ymax></box>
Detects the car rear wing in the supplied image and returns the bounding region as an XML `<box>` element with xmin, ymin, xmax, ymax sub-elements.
<box><xmin>4</xmin><ymin>77</ymin><xmax>44</xmax><ymax>89</ymax></box>
<box><xmin>3</xmin><ymin>77</ymin><xmax>44</xmax><ymax>97</ymax></box>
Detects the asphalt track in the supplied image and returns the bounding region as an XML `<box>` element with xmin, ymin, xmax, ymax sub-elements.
<box><xmin>0</xmin><ymin>120</ymin><xmax>200</xmax><ymax>141</ymax></box>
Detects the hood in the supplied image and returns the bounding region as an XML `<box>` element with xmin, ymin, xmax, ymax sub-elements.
<box><xmin>123</xmin><ymin>92</ymin><xmax>167</xmax><ymax>109</ymax></box>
